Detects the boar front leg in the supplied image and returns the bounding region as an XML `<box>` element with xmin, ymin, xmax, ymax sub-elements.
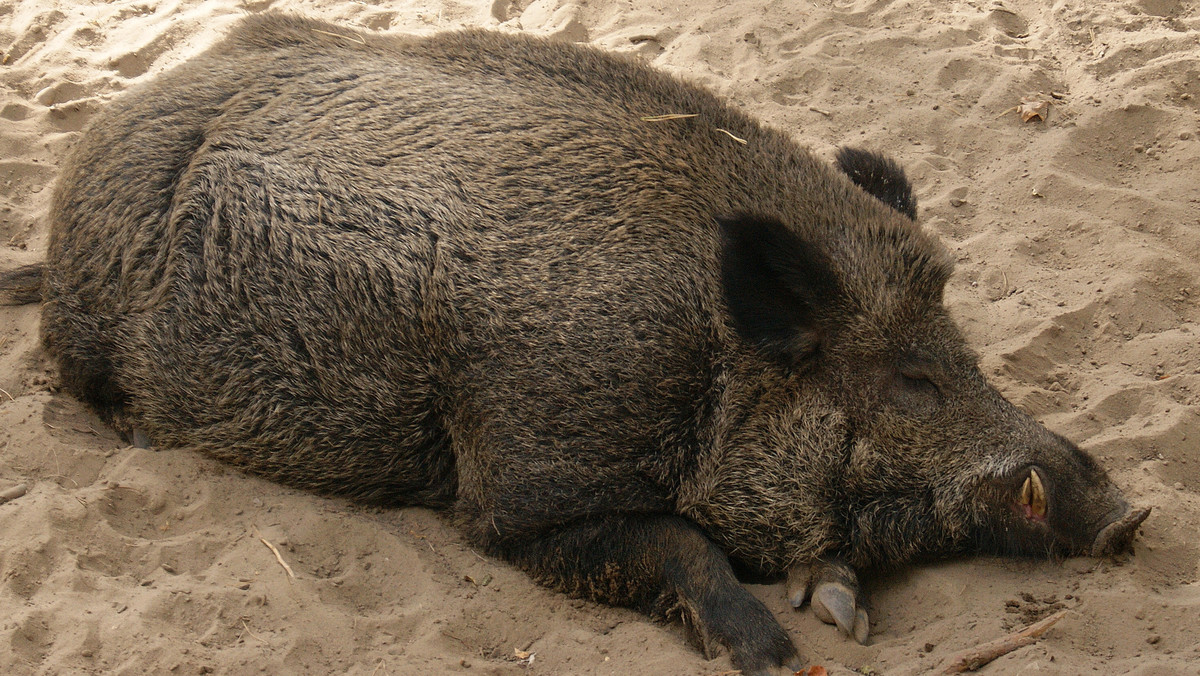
<box><xmin>494</xmin><ymin>514</ymin><xmax>802</xmax><ymax>675</ymax></box>
<box><xmin>786</xmin><ymin>558</ymin><xmax>869</xmax><ymax>644</ymax></box>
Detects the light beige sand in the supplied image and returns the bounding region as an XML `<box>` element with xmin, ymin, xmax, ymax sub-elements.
<box><xmin>2</xmin><ymin>0</ymin><xmax>1198</xmax><ymax>674</ymax></box>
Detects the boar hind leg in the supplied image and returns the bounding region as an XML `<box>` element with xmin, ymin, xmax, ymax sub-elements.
<box><xmin>786</xmin><ymin>558</ymin><xmax>869</xmax><ymax>644</ymax></box>
<box><xmin>495</xmin><ymin>514</ymin><xmax>801</xmax><ymax>675</ymax></box>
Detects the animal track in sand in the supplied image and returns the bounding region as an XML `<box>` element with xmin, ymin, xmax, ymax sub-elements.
<box><xmin>94</xmin><ymin>454</ymin><xmax>218</xmax><ymax>542</ymax></box>
<box><xmin>2</xmin><ymin>10</ymin><xmax>66</xmax><ymax>65</ymax></box>
<box><xmin>997</xmin><ymin>304</ymin><xmax>1095</xmax><ymax>384</ymax></box>
<box><xmin>1</xmin><ymin>534</ymin><xmax>55</xmax><ymax>600</ymax></box>
<box><xmin>1</xmin><ymin>101</ymin><xmax>32</xmax><ymax>121</ymax></box>
<box><xmin>1087</xmin><ymin>34</ymin><xmax>1200</xmax><ymax>82</ymax></box>
<box><xmin>0</xmin><ymin>161</ymin><xmax>56</xmax><ymax>207</ymax></box>
<box><xmin>8</xmin><ymin>609</ymin><xmax>54</xmax><ymax>668</ymax></box>
<box><xmin>107</xmin><ymin>23</ymin><xmax>188</xmax><ymax>79</ymax></box>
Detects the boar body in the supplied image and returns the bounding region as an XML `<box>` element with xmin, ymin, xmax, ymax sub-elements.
<box><xmin>34</xmin><ymin>14</ymin><xmax>1146</xmax><ymax>673</ymax></box>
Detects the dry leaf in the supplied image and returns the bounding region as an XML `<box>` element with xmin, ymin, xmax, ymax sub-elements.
<box><xmin>1018</xmin><ymin>96</ymin><xmax>1050</xmax><ymax>122</ymax></box>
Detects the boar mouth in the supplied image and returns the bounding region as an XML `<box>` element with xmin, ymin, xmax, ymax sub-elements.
<box><xmin>1014</xmin><ymin>466</ymin><xmax>1048</xmax><ymax>522</ymax></box>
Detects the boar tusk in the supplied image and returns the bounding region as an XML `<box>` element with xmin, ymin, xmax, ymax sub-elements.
<box><xmin>1029</xmin><ymin>469</ymin><xmax>1047</xmax><ymax>519</ymax></box>
<box><xmin>1020</xmin><ymin>476</ymin><xmax>1032</xmax><ymax>507</ymax></box>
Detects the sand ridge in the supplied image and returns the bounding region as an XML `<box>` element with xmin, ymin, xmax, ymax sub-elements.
<box><xmin>2</xmin><ymin>0</ymin><xmax>1199</xmax><ymax>674</ymax></box>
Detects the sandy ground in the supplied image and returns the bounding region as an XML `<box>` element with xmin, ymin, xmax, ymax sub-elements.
<box><xmin>2</xmin><ymin>0</ymin><xmax>1199</xmax><ymax>674</ymax></box>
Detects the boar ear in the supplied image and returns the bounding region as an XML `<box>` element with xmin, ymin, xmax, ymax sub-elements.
<box><xmin>718</xmin><ymin>214</ymin><xmax>839</xmax><ymax>363</ymax></box>
<box><xmin>835</xmin><ymin>146</ymin><xmax>918</xmax><ymax>221</ymax></box>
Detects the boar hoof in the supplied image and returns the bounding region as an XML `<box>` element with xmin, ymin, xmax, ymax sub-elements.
<box><xmin>786</xmin><ymin>559</ymin><xmax>870</xmax><ymax>644</ymax></box>
<box><xmin>785</xmin><ymin>564</ymin><xmax>812</xmax><ymax>608</ymax></box>
<box><xmin>812</xmin><ymin>581</ymin><xmax>870</xmax><ymax>644</ymax></box>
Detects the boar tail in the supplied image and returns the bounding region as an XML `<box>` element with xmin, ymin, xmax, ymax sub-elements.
<box><xmin>0</xmin><ymin>263</ymin><xmax>45</xmax><ymax>305</ymax></box>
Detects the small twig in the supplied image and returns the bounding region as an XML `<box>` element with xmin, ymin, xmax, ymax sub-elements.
<box><xmin>808</xmin><ymin>106</ymin><xmax>832</xmax><ymax>117</ymax></box>
<box><xmin>253</xmin><ymin>527</ymin><xmax>296</xmax><ymax>583</ymax></box>
<box><xmin>47</xmin><ymin>474</ymin><xmax>79</xmax><ymax>488</ymax></box>
<box><xmin>1025</xmin><ymin>288</ymin><xmax>1056</xmax><ymax>304</ymax></box>
<box><xmin>370</xmin><ymin>659</ymin><xmax>386</xmax><ymax>676</ymax></box>
<box><xmin>0</xmin><ymin>386</ymin><xmax>13</xmax><ymax>401</ymax></box>
<box><xmin>408</xmin><ymin>529</ymin><xmax>436</xmax><ymax>554</ymax></box>
<box><xmin>715</xmin><ymin>128</ymin><xmax>747</xmax><ymax>145</ymax></box>
<box><xmin>0</xmin><ymin>483</ymin><xmax>28</xmax><ymax>504</ymax></box>
<box><xmin>441</xmin><ymin>631</ymin><xmax>473</xmax><ymax>648</ymax></box>
<box><xmin>240</xmin><ymin>618</ymin><xmax>268</xmax><ymax>644</ymax></box>
<box><xmin>640</xmin><ymin>113</ymin><xmax>699</xmax><ymax>122</ymax></box>
<box><xmin>939</xmin><ymin>609</ymin><xmax>1070</xmax><ymax>673</ymax></box>
<box><xmin>312</xmin><ymin>28</ymin><xmax>367</xmax><ymax>45</ymax></box>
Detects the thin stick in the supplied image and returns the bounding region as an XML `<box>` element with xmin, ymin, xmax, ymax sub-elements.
<box><xmin>253</xmin><ymin>527</ymin><xmax>296</xmax><ymax>583</ymax></box>
<box><xmin>0</xmin><ymin>386</ymin><xmax>13</xmax><ymax>401</ymax></box>
<box><xmin>715</xmin><ymin>128</ymin><xmax>747</xmax><ymax>145</ymax></box>
<box><xmin>240</xmin><ymin>619</ymin><xmax>268</xmax><ymax>644</ymax></box>
<box><xmin>640</xmin><ymin>113</ymin><xmax>699</xmax><ymax>122</ymax></box>
<box><xmin>939</xmin><ymin>609</ymin><xmax>1069</xmax><ymax>673</ymax></box>
<box><xmin>0</xmin><ymin>483</ymin><xmax>28</xmax><ymax>504</ymax></box>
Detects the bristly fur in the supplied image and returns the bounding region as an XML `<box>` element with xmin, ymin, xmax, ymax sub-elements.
<box><xmin>34</xmin><ymin>12</ymin><xmax>1143</xmax><ymax>673</ymax></box>
<box><xmin>834</xmin><ymin>146</ymin><xmax>918</xmax><ymax>220</ymax></box>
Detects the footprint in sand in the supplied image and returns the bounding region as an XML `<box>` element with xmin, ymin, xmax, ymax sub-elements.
<box><xmin>29</xmin><ymin>79</ymin><xmax>103</xmax><ymax>131</ymax></box>
<box><xmin>518</xmin><ymin>1</ymin><xmax>588</xmax><ymax>42</ymax></box>
<box><xmin>988</xmin><ymin>4</ymin><xmax>1030</xmax><ymax>39</ymax></box>
<box><xmin>9</xmin><ymin>609</ymin><xmax>54</xmax><ymax>667</ymax></box>
<box><xmin>33</xmin><ymin>80</ymin><xmax>86</xmax><ymax>107</ymax></box>
<box><xmin>0</xmin><ymin>161</ymin><xmax>57</xmax><ymax>207</ymax></box>
<box><xmin>2</xmin><ymin>10</ymin><xmax>66</xmax><ymax>65</ymax></box>
<box><xmin>361</xmin><ymin>11</ymin><xmax>398</xmax><ymax>32</ymax></box>
<box><xmin>107</xmin><ymin>24</ymin><xmax>188</xmax><ymax>79</ymax></box>
<box><xmin>0</xmin><ymin>102</ymin><xmax>32</xmax><ymax>121</ymax></box>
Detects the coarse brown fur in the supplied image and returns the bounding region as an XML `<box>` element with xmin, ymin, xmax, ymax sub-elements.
<box><xmin>9</xmin><ymin>13</ymin><xmax>1146</xmax><ymax>673</ymax></box>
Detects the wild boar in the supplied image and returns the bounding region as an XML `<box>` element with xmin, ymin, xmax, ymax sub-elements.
<box><xmin>3</xmin><ymin>13</ymin><xmax>1148</xmax><ymax>674</ymax></box>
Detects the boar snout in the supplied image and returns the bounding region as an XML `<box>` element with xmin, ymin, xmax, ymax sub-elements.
<box><xmin>969</xmin><ymin>417</ymin><xmax>1150</xmax><ymax>561</ymax></box>
<box><xmin>1092</xmin><ymin>504</ymin><xmax>1152</xmax><ymax>557</ymax></box>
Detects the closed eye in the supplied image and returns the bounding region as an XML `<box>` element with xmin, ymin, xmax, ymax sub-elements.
<box><xmin>898</xmin><ymin>369</ymin><xmax>941</xmax><ymax>398</ymax></box>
